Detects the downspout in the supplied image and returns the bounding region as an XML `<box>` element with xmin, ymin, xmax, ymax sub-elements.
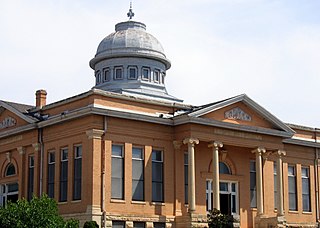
<box><xmin>101</xmin><ymin>116</ymin><xmax>107</xmax><ymax>228</ymax></box>
<box><xmin>314</xmin><ymin>128</ymin><xmax>319</xmax><ymax>223</ymax></box>
<box><xmin>39</xmin><ymin>128</ymin><xmax>44</xmax><ymax>196</ymax></box>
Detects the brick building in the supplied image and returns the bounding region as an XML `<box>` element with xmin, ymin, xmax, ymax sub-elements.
<box><xmin>0</xmin><ymin>11</ymin><xmax>319</xmax><ymax>228</ymax></box>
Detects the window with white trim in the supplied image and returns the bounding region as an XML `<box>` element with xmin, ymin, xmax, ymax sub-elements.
<box><xmin>250</xmin><ymin>160</ymin><xmax>256</xmax><ymax>208</ymax></box>
<box><xmin>103</xmin><ymin>68</ymin><xmax>111</xmax><ymax>82</ymax></box>
<box><xmin>142</xmin><ymin>67</ymin><xmax>150</xmax><ymax>80</ymax></box>
<box><xmin>112</xmin><ymin>145</ymin><xmax>124</xmax><ymax>199</ymax></box>
<box><xmin>154</xmin><ymin>70</ymin><xmax>160</xmax><ymax>83</ymax></box>
<box><xmin>0</xmin><ymin>183</ymin><xmax>19</xmax><ymax>206</ymax></box>
<box><xmin>28</xmin><ymin>155</ymin><xmax>34</xmax><ymax>201</ymax></box>
<box><xmin>73</xmin><ymin>145</ymin><xmax>82</xmax><ymax>200</ymax></box>
<box><xmin>133</xmin><ymin>222</ymin><xmax>145</xmax><ymax>228</ymax></box>
<box><xmin>288</xmin><ymin>165</ymin><xmax>297</xmax><ymax>211</ymax></box>
<box><xmin>114</xmin><ymin>67</ymin><xmax>123</xmax><ymax>80</ymax></box>
<box><xmin>128</xmin><ymin>66</ymin><xmax>137</xmax><ymax>80</ymax></box>
<box><xmin>302</xmin><ymin>167</ymin><xmax>311</xmax><ymax>212</ymax></box>
<box><xmin>59</xmin><ymin>148</ymin><xmax>68</xmax><ymax>202</ymax></box>
<box><xmin>152</xmin><ymin>149</ymin><xmax>163</xmax><ymax>202</ymax></box>
<box><xmin>47</xmin><ymin>151</ymin><xmax>55</xmax><ymax>198</ymax></box>
<box><xmin>132</xmin><ymin>147</ymin><xmax>144</xmax><ymax>201</ymax></box>
<box><xmin>112</xmin><ymin>221</ymin><xmax>125</xmax><ymax>228</ymax></box>
<box><xmin>5</xmin><ymin>163</ymin><xmax>16</xmax><ymax>176</ymax></box>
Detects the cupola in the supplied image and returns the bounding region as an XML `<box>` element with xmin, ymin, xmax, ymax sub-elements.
<box><xmin>89</xmin><ymin>6</ymin><xmax>182</xmax><ymax>103</ymax></box>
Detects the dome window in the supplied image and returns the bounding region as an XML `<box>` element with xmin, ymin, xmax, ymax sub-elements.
<box><xmin>154</xmin><ymin>70</ymin><xmax>160</xmax><ymax>83</ymax></box>
<box><xmin>95</xmin><ymin>71</ymin><xmax>101</xmax><ymax>84</ymax></box>
<box><xmin>128</xmin><ymin>66</ymin><xmax>137</xmax><ymax>80</ymax></box>
<box><xmin>161</xmin><ymin>72</ymin><xmax>166</xmax><ymax>84</ymax></box>
<box><xmin>142</xmin><ymin>67</ymin><xmax>150</xmax><ymax>81</ymax></box>
<box><xmin>114</xmin><ymin>67</ymin><xmax>123</xmax><ymax>80</ymax></box>
<box><xmin>5</xmin><ymin>163</ymin><xmax>16</xmax><ymax>176</ymax></box>
<box><xmin>103</xmin><ymin>68</ymin><xmax>111</xmax><ymax>82</ymax></box>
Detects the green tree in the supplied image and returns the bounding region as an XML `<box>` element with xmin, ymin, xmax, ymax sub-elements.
<box><xmin>0</xmin><ymin>194</ymin><xmax>79</xmax><ymax>228</ymax></box>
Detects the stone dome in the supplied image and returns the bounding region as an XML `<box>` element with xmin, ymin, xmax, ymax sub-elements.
<box><xmin>90</xmin><ymin>21</ymin><xmax>171</xmax><ymax>69</ymax></box>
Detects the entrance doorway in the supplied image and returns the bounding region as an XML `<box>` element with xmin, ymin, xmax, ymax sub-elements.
<box><xmin>206</xmin><ymin>180</ymin><xmax>238</xmax><ymax>216</ymax></box>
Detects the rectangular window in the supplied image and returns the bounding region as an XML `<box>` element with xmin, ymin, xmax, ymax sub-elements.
<box><xmin>250</xmin><ymin>160</ymin><xmax>256</xmax><ymax>208</ymax></box>
<box><xmin>47</xmin><ymin>151</ymin><xmax>55</xmax><ymax>198</ymax></box>
<box><xmin>132</xmin><ymin>147</ymin><xmax>144</xmax><ymax>201</ymax></box>
<box><xmin>302</xmin><ymin>167</ymin><xmax>311</xmax><ymax>212</ymax></box>
<box><xmin>184</xmin><ymin>153</ymin><xmax>188</xmax><ymax>204</ymax></box>
<box><xmin>28</xmin><ymin>155</ymin><xmax>35</xmax><ymax>201</ymax></box>
<box><xmin>114</xmin><ymin>67</ymin><xmax>123</xmax><ymax>80</ymax></box>
<box><xmin>274</xmin><ymin>162</ymin><xmax>277</xmax><ymax>209</ymax></box>
<box><xmin>142</xmin><ymin>68</ymin><xmax>150</xmax><ymax>80</ymax></box>
<box><xmin>59</xmin><ymin>148</ymin><xmax>68</xmax><ymax>202</ymax></box>
<box><xmin>154</xmin><ymin>222</ymin><xmax>165</xmax><ymax>228</ymax></box>
<box><xmin>288</xmin><ymin>165</ymin><xmax>297</xmax><ymax>211</ymax></box>
<box><xmin>128</xmin><ymin>67</ymin><xmax>137</xmax><ymax>79</ymax></box>
<box><xmin>133</xmin><ymin>222</ymin><xmax>145</xmax><ymax>228</ymax></box>
<box><xmin>112</xmin><ymin>221</ymin><xmax>125</xmax><ymax>228</ymax></box>
<box><xmin>154</xmin><ymin>70</ymin><xmax>160</xmax><ymax>82</ymax></box>
<box><xmin>112</xmin><ymin>145</ymin><xmax>124</xmax><ymax>199</ymax></box>
<box><xmin>103</xmin><ymin>68</ymin><xmax>111</xmax><ymax>82</ymax></box>
<box><xmin>96</xmin><ymin>71</ymin><xmax>101</xmax><ymax>84</ymax></box>
<box><xmin>152</xmin><ymin>149</ymin><xmax>163</xmax><ymax>202</ymax></box>
<box><xmin>73</xmin><ymin>145</ymin><xmax>82</xmax><ymax>200</ymax></box>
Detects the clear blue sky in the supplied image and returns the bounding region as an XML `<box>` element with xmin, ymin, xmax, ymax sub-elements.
<box><xmin>1</xmin><ymin>0</ymin><xmax>320</xmax><ymax>127</ymax></box>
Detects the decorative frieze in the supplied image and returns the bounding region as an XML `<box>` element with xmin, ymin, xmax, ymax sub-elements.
<box><xmin>225</xmin><ymin>107</ymin><xmax>252</xmax><ymax>121</ymax></box>
<box><xmin>0</xmin><ymin>117</ymin><xmax>17</xmax><ymax>129</ymax></box>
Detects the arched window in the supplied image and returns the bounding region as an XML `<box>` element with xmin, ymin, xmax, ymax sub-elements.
<box><xmin>219</xmin><ymin>162</ymin><xmax>231</xmax><ymax>174</ymax></box>
<box><xmin>5</xmin><ymin>163</ymin><xmax>16</xmax><ymax>176</ymax></box>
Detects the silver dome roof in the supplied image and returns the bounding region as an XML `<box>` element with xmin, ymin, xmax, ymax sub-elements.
<box><xmin>90</xmin><ymin>21</ymin><xmax>171</xmax><ymax>69</ymax></box>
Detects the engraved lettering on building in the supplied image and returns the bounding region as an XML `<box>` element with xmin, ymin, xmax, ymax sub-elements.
<box><xmin>0</xmin><ymin>117</ymin><xmax>17</xmax><ymax>129</ymax></box>
<box><xmin>225</xmin><ymin>107</ymin><xmax>252</xmax><ymax>121</ymax></box>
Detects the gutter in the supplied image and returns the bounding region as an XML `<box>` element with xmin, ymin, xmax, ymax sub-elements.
<box><xmin>101</xmin><ymin>116</ymin><xmax>107</xmax><ymax>228</ymax></box>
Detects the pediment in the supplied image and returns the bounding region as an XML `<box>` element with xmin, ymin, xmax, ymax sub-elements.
<box><xmin>0</xmin><ymin>101</ymin><xmax>35</xmax><ymax>133</ymax></box>
<box><xmin>188</xmin><ymin>94</ymin><xmax>294</xmax><ymax>135</ymax></box>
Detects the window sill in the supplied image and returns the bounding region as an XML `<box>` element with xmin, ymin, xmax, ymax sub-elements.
<box><xmin>150</xmin><ymin>202</ymin><xmax>165</xmax><ymax>206</ymax></box>
<box><xmin>302</xmin><ymin>211</ymin><xmax>312</xmax><ymax>215</ymax></box>
<box><xmin>110</xmin><ymin>199</ymin><xmax>126</xmax><ymax>204</ymax></box>
<box><xmin>288</xmin><ymin>210</ymin><xmax>299</xmax><ymax>214</ymax></box>
<box><xmin>71</xmin><ymin>200</ymin><xmax>81</xmax><ymax>203</ymax></box>
<box><xmin>132</xmin><ymin>201</ymin><xmax>146</xmax><ymax>205</ymax></box>
<box><xmin>250</xmin><ymin>208</ymin><xmax>257</xmax><ymax>211</ymax></box>
<box><xmin>58</xmin><ymin>201</ymin><xmax>68</xmax><ymax>205</ymax></box>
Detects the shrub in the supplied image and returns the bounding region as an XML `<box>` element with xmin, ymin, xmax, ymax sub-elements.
<box><xmin>83</xmin><ymin>220</ymin><xmax>99</xmax><ymax>228</ymax></box>
<box><xmin>207</xmin><ymin>209</ymin><xmax>234</xmax><ymax>228</ymax></box>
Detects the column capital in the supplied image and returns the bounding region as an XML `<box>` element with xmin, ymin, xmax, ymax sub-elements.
<box><xmin>208</xmin><ymin>141</ymin><xmax>223</xmax><ymax>149</ymax></box>
<box><xmin>183</xmin><ymin>138</ymin><xmax>199</xmax><ymax>145</ymax></box>
<box><xmin>252</xmin><ymin>147</ymin><xmax>266</xmax><ymax>155</ymax></box>
<box><xmin>276</xmin><ymin>150</ymin><xmax>286</xmax><ymax>157</ymax></box>
<box><xmin>17</xmin><ymin>146</ymin><xmax>26</xmax><ymax>155</ymax></box>
<box><xmin>32</xmin><ymin>143</ymin><xmax>40</xmax><ymax>152</ymax></box>
<box><xmin>86</xmin><ymin>129</ymin><xmax>104</xmax><ymax>139</ymax></box>
<box><xmin>173</xmin><ymin>140</ymin><xmax>182</xmax><ymax>149</ymax></box>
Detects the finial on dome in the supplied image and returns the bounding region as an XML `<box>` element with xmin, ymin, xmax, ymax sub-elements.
<box><xmin>127</xmin><ymin>1</ymin><xmax>135</xmax><ymax>20</ymax></box>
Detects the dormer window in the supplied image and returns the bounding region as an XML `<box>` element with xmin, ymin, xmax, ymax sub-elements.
<box><xmin>142</xmin><ymin>67</ymin><xmax>150</xmax><ymax>81</ymax></box>
<box><xmin>103</xmin><ymin>68</ymin><xmax>111</xmax><ymax>82</ymax></box>
<box><xmin>128</xmin><ymin>66</ymin><xmax>137</xmax><ymax>80</ymax></box>
<box><xmin>154</xmin><ymin>70</ymin><xmax>160</xmax><ymax>83</ymax></box>
<box><xmin>95</xmin><ymin>71</ymin><xmax>101</xmax><ymax>84</ymax></box>
<box><xmin>114</xmin><ymin>67</ymin><xmax>123</xmax><ymax>80</ymax></box>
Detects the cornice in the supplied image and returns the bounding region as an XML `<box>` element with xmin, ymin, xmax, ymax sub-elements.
<box><xmin>0</xmin><ymin>124</ymin><xmax>37</xmax><ymax>139</ymax></box>
<box><xmin>283</xmin><ymin>138</ymin><xmax>320</xmax><ymax>148</ymax></box>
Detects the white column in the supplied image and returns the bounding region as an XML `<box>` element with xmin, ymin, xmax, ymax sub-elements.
<box><xmin>209</xmin><ymin>141</ymin><xmax>223</xmax><ymax>210</ymax></box>
<box><xmin>183</xmin><ymin>138</ymin><xmax>199</xmax><ymax>212</ymax></box>
<box><xmin>276</xmin><ymin>150</ymin><xmax>286</xmax><ymax>216</ymax></box>
<box><xmin>252</xmin><ymin>147</ymin><xmax>266</xmax><ymax>215</ymax></box>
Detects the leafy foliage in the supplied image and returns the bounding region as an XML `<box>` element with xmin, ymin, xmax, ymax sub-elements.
<box><xmin>83</xmin><ymin>220</ymin><xmax>99</xmax><ymax>228</ymax></box>
<box><xmin>207</xmin><ymin>209</ymin><xmax>234</xmax><ymax>228</ymax></box>
<box><xmin>0</xmin><ymin>194</ymin><xmax>79</xmax><ymax>228</ymax></box>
